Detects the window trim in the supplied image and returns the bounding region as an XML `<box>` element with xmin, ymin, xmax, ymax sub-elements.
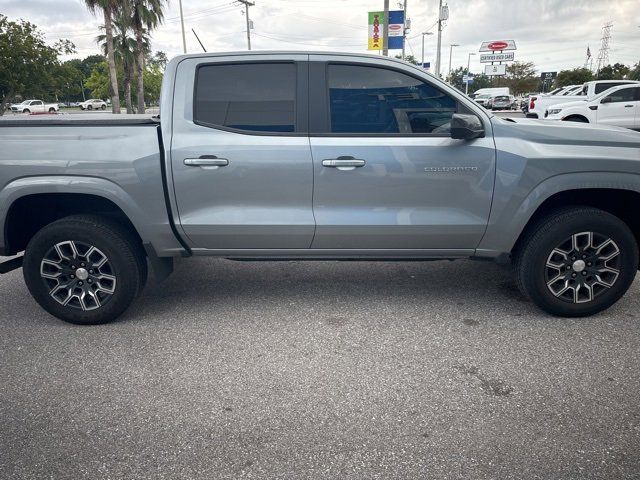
<box><xmin>192</xmin><ymin>60</ymin><xmax>308</xmax><ymax>137</ymax></box>
<box><xmin>310</xmin><ymin>61</ymin><xmax>468</xmax><ymax>138</ymax></box>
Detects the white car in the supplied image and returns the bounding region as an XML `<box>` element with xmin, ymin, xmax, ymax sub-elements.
<box><xmin>8</xmin><ymin>99</ymin><xmax>59</xmax><ymax>114</ymax></box>
<box><xmin>527</xmin><ymin>80</ymin><xmax>640</xmax><ymax>119</ymax></box>
<box><xmin>79</xmin><ymin>99</ymin><xmax>108</xmax><ymax>111</ymax></box>
<box><xmin>543</xmin><ymin>83</ymin><xmax>640</xmax><ymax>130</ymax></box>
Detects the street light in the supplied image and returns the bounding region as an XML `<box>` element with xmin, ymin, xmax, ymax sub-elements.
<box><xmin>448</xmin><ymin>43</ymin><xmax>460</xmax><ymax>76</ymax></box>
<box><xmin>465</xmin><ymin>52</ymin><xmax>476</xmax><ymax>95</ymax></box>
<box><xmin>421</xmin><ymin>32</ymin><xmax>434</xmax><ymax>69</ymax></box>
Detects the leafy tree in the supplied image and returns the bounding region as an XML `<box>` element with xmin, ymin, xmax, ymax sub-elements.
<box><xmin>503</xmin><ymin>61</ymin><xmax>538</xmax><ymax>96</ymax></box>
<box><xmin>84</xmin><ymin>61</ymin><xmax>114</xmax><ymax>100</ymax></box>
<box><xmin>144</xmin><ymin>63</ymin><xmax>163</xmax><ymax>105</ymax></box>
<box><xmin>629</xmin><ymin>62</ymin><xmax>640</xmax><ymax>81</ymax></box>
<box><xmin>596</xmin><ymin>63</ymin><xmax>630</xmax><ymax>80</ymax></box>
<box><xmin>554</xmin><ymin>68</ymin><xmax>594</xmax><ymax>88</ymax></box>
<box><xmin>395</xmin><ymin>54</ymin><xmax>420</xmax><ymax>66</ymax></box>
<box><xmin>149</xmin><ymin>51</ymin><xmax>168</xmax><ymax>69</ymax></box>
<box><xmin>130</xmin><ymin>0</ymin><xmax>166</xmax><ymax>113</ymax></box>
<box><xmin>0</xmin><ymin>15</ymin><xmax>73</xmax><ymax>114</ymax></box>
<box><xmin>85</xmin><ymin>0</ymin><xmax>122</xmax><ymax>113</ymax></box>
<box><xmin>98</xmin><ymin>13</ymin><xmax>150</xmax><ymax>113</ymax></box>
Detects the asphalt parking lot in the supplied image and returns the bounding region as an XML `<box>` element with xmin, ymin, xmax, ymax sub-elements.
<box><xmin>1</xmin><ymin>256</ymin><xmax>639</xmax><ymax>479</ymax></box>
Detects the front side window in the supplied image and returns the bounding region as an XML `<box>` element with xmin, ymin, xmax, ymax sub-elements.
<box><xmin>603</xmin><ymin>88</ymin><xmax>636</xmax><ymax>103</ymax></box>
<box><xmin>195</xmin><ymin>63</ymin><xmax>296</xmax><ymax>133</ymax></box>
<box><xmin>327</xmin><ymin>64</ymin><xmax>457</xmax><ymax>135</ymax></box>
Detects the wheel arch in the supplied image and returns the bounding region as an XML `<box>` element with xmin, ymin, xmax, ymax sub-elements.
<box><xmin>562</xmin><ymin>114</ymin><xmax>589</xmax><ymax>123</ymax></box>
<box><xmin>1</xmin><ymin>177</ymin><xmax>149</xmax><ymax>256</ymax></box>
<box><xmin>511</xmin><ymin>188</ymin><xmax>640</xmax><ymax>259</ymax></box>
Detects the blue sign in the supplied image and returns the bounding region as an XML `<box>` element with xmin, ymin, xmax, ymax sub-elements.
<box><xmin>387</xmin><ymin>10</ymin><xmax>405</xmax><ymax>50</ymax></box>
<box><xmin>422</xmin><ymin>62</ymin><xmax>431</xmax><ymax>70</ymax></box>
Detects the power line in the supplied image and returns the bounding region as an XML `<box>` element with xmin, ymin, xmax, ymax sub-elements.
<box><xmin>595</xmin><ymin>22</ymin><xmax>613</xmax><ymax>73</ymax></box>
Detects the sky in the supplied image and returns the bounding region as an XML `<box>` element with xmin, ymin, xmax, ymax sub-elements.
<box><xmin>1</xmin><ymin>0</ymin><xmax>638</xmax><ymax>75</ymax></box>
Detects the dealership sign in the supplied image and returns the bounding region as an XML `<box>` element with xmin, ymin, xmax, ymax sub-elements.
<box><xmin>479</xmin><ymin>40</ymin><xmax>517</xmax><ymax>52</ymax></box>
<box><xmin>480</xmin><ymin>52</ymin><xmax>515</xmax><ymax>63</ymax></box>
<box><xmin>485</xmin><ymin>64</ymin><xmax>507</xmax><ymax>76</ymax></box>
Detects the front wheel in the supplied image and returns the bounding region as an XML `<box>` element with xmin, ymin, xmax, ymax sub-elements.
<box><xmin>87</xmin><ymin>105</ymin><xmax>93</xmax><ymax>110</ymax></box>
<box><xmin>22</xmin><ymin>109</ymin><xmax>30</xmax><ymax>114</ymax></box>
<box><xmin>23</xmin><ymin>215</ymin><xmax>147</xmax><ymax>325</ymax></box>
<box><xmin>101</xmin><ymin>104</ymin><xmax>106</xmax><ymax>110</ymax></box>
<box><xmin>514</xmin><ymin>207</ymin><xmax>638</xmax><ymax>317</ymax></box>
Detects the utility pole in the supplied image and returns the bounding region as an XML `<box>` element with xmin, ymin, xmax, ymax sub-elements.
<box><xmin>435</xmin><ymin>0</ymin><xmax>443</xmax><ymax>77</ymax></box>
<box><xmin>178</xmin><ymin>0</ymin><xmax>187</xmax><ymax>54</ymax></box>
<box><xmin>401</xmin><ymin>0</ymin><xmax>408</xmax><ymax>59</ymax></box>
<box><xmin>594</xmin><ymin>22</ymin><xmax>612</xmax><ymax>74</ymax></box>
<box><xmin>237</xmin><ymin>0</ymin><xmax>255</xmax><ymax>51</ymax></box>
<box><xmin>382</xmin><ymin>0</ymin><xmax>389</xmax><ymax>56</ymax></box>
<box><xmin>448</xmin><ymin>43</ymin><xmax>459</xmax><ymax>76</ymax></box>
<box><xmin>465</xmin><ymin>52</ymin><xmax>476</xmax><ymax>95</ymax></box>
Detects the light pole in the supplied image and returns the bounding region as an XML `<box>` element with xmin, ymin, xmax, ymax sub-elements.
<box><xmin>448</xmin><ymin>43</ymin><xmax>459</xmax><ymax>77</ymax></box>
<box><xmin>465</xmin><ymin>52</ymin><xmax>476</xmax><ymax>95</ymax></box>
<box><xmin>421</xmin><ymin>31</ymin><xmax>433</xmax><ymax>68</ymax></box>
<box><xmin>178</xmin><ymin>0</ymin><xmax>187</xmax><ymax>53</ymax></box>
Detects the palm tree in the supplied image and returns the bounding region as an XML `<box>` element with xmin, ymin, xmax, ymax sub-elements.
<box><xmin>130</xmin><ymin>0</ymin><xmax>166</xmax><ymax>114</ymax></box>
<box><xmin>84</xmin><ymin>0</ymin><xmax>121</xmax><ymax>114</ymax></box>
<box><xmin>97</xmin><ymin>16</ymin><xmax>150</xmax><ymax>114</ymax></box>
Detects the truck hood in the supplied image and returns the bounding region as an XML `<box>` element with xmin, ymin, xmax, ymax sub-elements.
<box><xmin>491</xmin><ymin>116</ymin><xmax>640</xmax><ymax>148</ymax></box>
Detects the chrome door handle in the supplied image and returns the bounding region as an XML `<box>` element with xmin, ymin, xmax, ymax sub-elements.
<box><xmin>322</xmin><ymin>157</ymin><xmax>366</xmax><ymax>170</ymax></box>
<box><xmin>624</xmin><ymin>104</ymin><xmax>634</xmax><ymax>108</ymax></box>
<box><xmin>184</xmin><ymin>156</ymin><xmax>229</xmax><ymax>168</ymax></box>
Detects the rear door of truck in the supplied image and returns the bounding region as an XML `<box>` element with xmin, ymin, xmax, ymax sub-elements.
<box><xmin>168</xmin><ymin>54</ymin><xmax>314</xmax><ymax>250</ymax></box>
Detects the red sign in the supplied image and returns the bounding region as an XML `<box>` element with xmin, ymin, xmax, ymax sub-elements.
<box><xmin>389</xmin><ymin>24</ymin><xmax>402</xmax><ymax>31</ymax></box>
<box><xmin>487</xmin><ymin>41</ymin><xmax>509</xmax><ymax>51</ymax></box>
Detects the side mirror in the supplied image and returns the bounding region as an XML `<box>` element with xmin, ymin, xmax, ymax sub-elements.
<box><xmin>450</xmin><ymin>113</ymin><xmax>484</xmax><ymax>140</ymax></box>
<box><xmin>600</xmin><ymin>96</ymin><xmax>612</xmax><ymax>104</ymax></box>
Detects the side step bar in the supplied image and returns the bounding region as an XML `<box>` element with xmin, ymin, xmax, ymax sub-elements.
<box><xmin>0</xmin><ymin>255</ymin><xmax>23</xmax><ymax>274</ymax></box>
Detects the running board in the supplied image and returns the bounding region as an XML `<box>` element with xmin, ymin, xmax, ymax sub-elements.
<box><xmin>0</xmin><ymin>255</ymin><xmax>23</xmax><ymax>274</ymax></box>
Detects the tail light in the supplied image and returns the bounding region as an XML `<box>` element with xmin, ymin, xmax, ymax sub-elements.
<box><xmin>530</xmin><ymin>96</ymin><xmax>537</xmax><ymax>110</ymax></box>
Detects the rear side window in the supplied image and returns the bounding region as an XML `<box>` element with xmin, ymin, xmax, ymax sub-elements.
<box><xmin>194</xmin><ymin>63</ymin><xmax>296</xmax><ymax>133</ymax></box>
<box><xmin>327</xmin><ymin>64</ymin><xmax>457</xmax><ymax>134</ymax></box>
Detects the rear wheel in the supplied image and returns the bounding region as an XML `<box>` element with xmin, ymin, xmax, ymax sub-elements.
<box><xmin>48</xmin><ymin>107</ymin><xmax>55</xmax><ymax>113</ymax></box>
<box><xmin>23</xmin><ymin>215</ymin><xmax>147</xmax><ymax>325</ymax></box>
<box><xmin>514</xmin><ymin>207</ymin><xmax>638</xmax><ymax>317</ymax></box>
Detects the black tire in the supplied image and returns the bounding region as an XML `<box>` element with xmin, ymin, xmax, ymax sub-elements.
<box><xmin>48</xmin><ymin>107</ymin><xmax>55</xmax><ymax>113</ymax></box>
<box><xmin>514</xmin><ymin>207</ymin><xmax>638</xmax><ymax>317</ymax></box>
<box><xmin>23</xmin><ymin>215</ymin><xmax>147</xmax><ymax>325</ymax></box>
<box><xmin>23</xmin><ymin>109</ymin><xmax>30</xmax><ymax>114</ymax></box>
<box><xmin>87</xmin><ymin>105</ymin><xmax>93</xmax><ymax>110</ymax></box>
<box><xmin>101</xmin><ymin>104</ymin><xmax>106</xmax><ymax>110</ymax></box>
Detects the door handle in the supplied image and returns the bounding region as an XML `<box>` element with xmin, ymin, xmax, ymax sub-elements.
<box><xmin>322</xmin><ymin>156</ymin><xmax>366</xmax><ymax>170</ymax></box>
<box><xmin>184</xmin><ymin>155</ymin><xmax>229</xmax><ymax>168</ymax></box>
<box><xmin>624</xmin><ymin>104</ymin><xmax>634</xmax><ymax>108</ymax></box>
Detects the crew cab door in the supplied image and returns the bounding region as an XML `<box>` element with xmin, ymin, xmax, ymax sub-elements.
<box><xmin>308</xmin><ymin>57</ymin><xmax>495</xmax><ymax>251</ymax></box>
<box><xmin>30</xmin><ymin>100</ymin><xmax>44</xmax><ymax>112</ymax></box>
<box><xmin>169</xmin><ymin>55</ymin><xmax>314</xmax><ymax>249</ymax></box>
<box><xmin>597</xmin><ymin>86</ymin><xmax>639</xmax><ymax>129</ymax></box>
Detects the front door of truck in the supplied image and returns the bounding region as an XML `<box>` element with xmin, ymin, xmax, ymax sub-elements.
<box><xmin>597</xmin><ymin>86</ymin><xmax>639</xmax><ymax>129</ymax></box>
<box><xmin>170</xmin><ymin>55</ymin><xmax>314</xmax><ymax>250</ymax></box>
<box><xmin>308</xmin><ymin>58</ymin><xmax>496</xmax><ymax>250</ymax></box>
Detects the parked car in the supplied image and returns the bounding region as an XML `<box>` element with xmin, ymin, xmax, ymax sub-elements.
<box><xmin>8</xmin><ymin>99</ymin><xmax>59</xmax><ymax>114</ymax></box>
<box><xmin>544</xmin><ymin>83</ymin><xmax>640</xmax><ymax>130</ymax></box>
<box><xmin>486</xmin><ymin>95</ymin><xmax>513</xmax><ymax>111</ymax></box>
<box><xmin>527</xmin><ymin>80</ymin><xmax>640</xmax><ymax>118</ymax></box>
<box><xmin>1</xmin><ymin>52</ymin><xmax>640</xmax><ymax>324</ymax></box>
<box><xmin>79</xmin><ymin>99</ymin><xmax>107</xmax><ymax>110</ymax></box>
<box><xmin>474</xmin><ymin>94</ymin><xmax>492</xmax><ymax>108</ymax></box>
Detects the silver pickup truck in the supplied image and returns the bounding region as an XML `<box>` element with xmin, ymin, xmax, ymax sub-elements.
<box><xmin>2</xmin><ymin>51</ymin><xmax>640</xmax><ymax>324</ymax></box>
